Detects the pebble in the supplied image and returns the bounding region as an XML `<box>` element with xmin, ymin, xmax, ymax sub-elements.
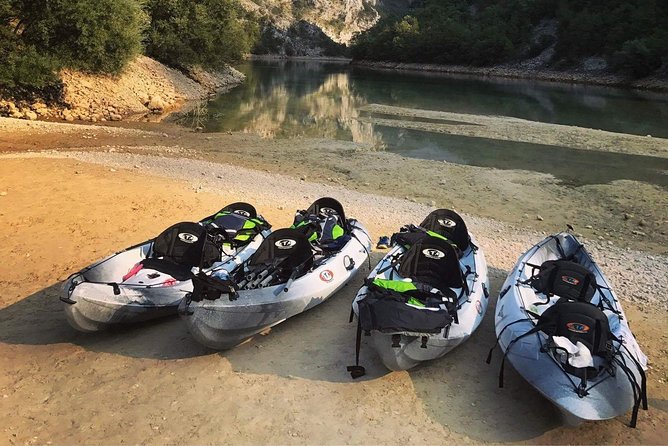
<box><xmin>0</xmin><ymin>191</ymin><xmax>7</xmax><ymax>196</ymax></box>
<box><xmin>585</xmin><ymin>225</ymin><xmax>593</xmax><ymax>229</ymax></box>
<box><xmin>638</xmin><ymin>219</ymin><xmax>646</xmax><ymax>227</ymax></box>
<box><xmin>109</xmin><ymin>168</ymin><xmax>117</xmax><ymax>172</ymax></box>
<box><xmin>536</xmin><ymin>215</ymin><xmax>544</xmax><ymax>221</ymax></box>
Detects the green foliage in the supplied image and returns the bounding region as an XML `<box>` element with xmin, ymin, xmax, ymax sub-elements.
<box><xmin>352</xmin><ymin>0</ymin><xmax>537</xmax><ymax>66</ymax></box>
<box><xmin>1</xmin><ymin>0</ymin><xmax>144</xmax><ymax>97</ymax></box>
<box><xmin>14</xmin><ymin>0</ymin><xmax>145</xmax><ymax>74</ymax></box>
<box><xmin>144</xmin><ymin>0</ymin><xmax>259</xmax><ymax>69</ymax></box>
<box><xmin>352</xmin><ymin>0</ymin><xmax>668</xmax><ymax>78</ymax></box>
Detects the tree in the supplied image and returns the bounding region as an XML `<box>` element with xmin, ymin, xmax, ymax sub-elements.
<box><xmin>144</xmin><ymin>0</ymin><xmax>258</xmax><ymax>69</ymax></box>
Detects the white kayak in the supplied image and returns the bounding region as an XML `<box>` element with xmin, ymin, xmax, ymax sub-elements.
<box><xmin>349</xmin><ymin>209</ymin><xmax>489</xmax><ymax>376</ymax></box>
<box><xmin>61</xmin><ymin>203</ymin><xmax>271</xmax><ymax>332</ymax></box>
<box><xmin>181</xmin><ymin>198</ymin><xmax>372</xmax><ymax>350</ymax></box>
<box><xmin>491</xmin><ymin>232</ymin><xmax>648</xmax><ymax>427</ymax></box>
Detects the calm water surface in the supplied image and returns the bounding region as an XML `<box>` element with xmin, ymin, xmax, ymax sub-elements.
<box><xmin>189</xmin><ymin>60</ymin><xmax>668</xmax><ymax>187</ymax></box>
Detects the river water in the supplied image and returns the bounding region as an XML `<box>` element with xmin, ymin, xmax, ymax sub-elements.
<box><xmin>189</xmin><ymin>60</ymin><xmax>668</xmax><ymax>188</ymax></box>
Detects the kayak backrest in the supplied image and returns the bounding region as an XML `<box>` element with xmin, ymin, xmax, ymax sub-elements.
<box><xmin>531</xmin><ymin>260</ymin><xmax>596</xmax><ymax>302</ymax></box>
<box><xmin>398</xmin><ymin>235</ymin><xmax>463</xmax><ymax>291</ymax></box>
<box><xmin>420</xmin><ymin>209</ymin><xmax>470</xmax><ymax>252</ymax></box>
<box><xmin>202</xmin><ymin>202</ymin><xmax>271</xmax><ymax>247</ymax></box>
<box><xmin>539</xmin><ymin>300</ymin><xmax>611</xmax><ymax>357</ymax></box>
<box><xmin>151</xmin><ymin>221</ymin><xmax>220</xmax><ymax>268</ymax></box>
<box><xmin>248</xmin><ymin>228</ymin><xmax>313</xmax><ymax>270</ymax></box>
<box><xmin>306</xmin><ymin>197</ymin><xmax>346</xmax><ymax>226</ymax></box>
<box><xmin>292</xmin><ymin>197</ymin><xmax>350</xmax><ymax>251</ymax></box>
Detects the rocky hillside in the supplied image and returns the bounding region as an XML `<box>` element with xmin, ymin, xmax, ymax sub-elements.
<box><xmin>246</xmin><ymin>0</ymin><xmax>415</xmax><ymax>56</ymax></box>
<box><xmin>0</xmin><ymin>57</ymin><xmax>244</xmax><ymax>123</ymax></box>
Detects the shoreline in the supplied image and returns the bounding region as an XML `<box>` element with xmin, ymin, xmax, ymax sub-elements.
<box><xmin>247</xmin><ymin>54</ymin><xmax>353</xmax><ymax>64</ymax></box>
<box><xmin>0</xmin><ymin>56</ymin><xmax>246</xmax><ymax>124</ymax></box>
<box><xmin>1</xmin><ymin>116</ymin><xmax>667</xmax><ymax>256</ymax></box>
<box><xmin>351</xmin><ymin>60</ymin><xmax>668</xmax><ymax>92</ymax></box>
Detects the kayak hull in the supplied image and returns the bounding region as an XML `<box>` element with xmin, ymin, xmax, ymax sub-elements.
<box><xmin>354</xmin><ymin>234</ymin><xmax>489</xmax><ymax>372</ymax></box>
<box><xmin>182</xmin><ymin>223</ymin><xmax>372</xmax><ymax>349</ymax></box>
<box><xmin>494</xmin><ymin>232</ymin><xmax>647</xmax><ymax>424</ymax></box>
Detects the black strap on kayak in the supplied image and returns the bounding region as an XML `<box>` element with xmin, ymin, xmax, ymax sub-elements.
<box><xmin>614</xmin><ymin>338</ymin><xmax>649</xmax><ymax>427</ymax></box>
<box><xmin>347</xmin><ymin>316</ymin><xmax>366</xmax><ymax>379</ymax></box>
<box><xmin>497</xmin><ymin>326</ymin><xmax>542</xmax><ymax>388</ymax></box>
<box><xmin>349</xmin><ymin>220</ymin><xmax>372</xmax><ymax>270</ymax></box>
<box><xmin>485</xmin><ymin>318</ymin><xmax>531</xmax><ymax>365</ymax></box>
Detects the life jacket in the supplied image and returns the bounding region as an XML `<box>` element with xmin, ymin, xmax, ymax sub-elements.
<box><xmin>203</xmin><ymin>202</ymin><xmax>270</xmax><ymax>248</ymax></box>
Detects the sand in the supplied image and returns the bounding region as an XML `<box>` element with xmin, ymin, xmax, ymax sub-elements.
<box><xmin>1</xmin><ymin>146</ymin><xmax>667</xmax><ymax>444</ymax></box>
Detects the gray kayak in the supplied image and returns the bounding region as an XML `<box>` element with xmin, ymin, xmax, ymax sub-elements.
<box><xmin>353</xmin><ymin>233</ymin><xmax>489</xmax><ymax>371</ymax></box>
<box><xmin>492</xmin><ymin>232</ymin><xmax>648</xmax><ymax>427</ymax></box>
<box><xmin>61</xmin><ymin>233</ymin><xmax>267</xmax><ymax>332</ymax></box>
<box><xmin>181</xmin><ymin>222</ymin><xmax>372</xmax><ymax>349</ymax></box>
<box><xmin>61</xmin><ymin>202</ymin><xmax>271</xmax><ymax>332</ymax></box>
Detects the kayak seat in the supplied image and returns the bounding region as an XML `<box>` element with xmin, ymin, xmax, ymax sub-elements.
<box><xmin>528</xmin><ymin>260</ymin><xmax>596</xmax><ymax>302</ymax></box>
<box><xmin>292</xmin><ymin>197</ymin><xmax>351</xmax><ymax>252</ymax></box>
<box><xmin>138</xmin><ymin>257</ymin><xmax>194</xmax><ymax>282</ymax></box>
<box><xmin>202</xmin><ymin>202</ymin><xmax>271</xmax><ymax>248</ymax></box>
<box><xmin>140</xmin><ymin>221</ymin><xmax>220</xmax><ymax>280</ymax></box>
<box><xmin>241</xmin><ymin>228</ymin><xmax>314</xmax><ymax>287</ymax></box>
<box><xmin>398</xmin><ymin>235</ymin><xmax>465</xmax><ymax>292</ymax></box>
<box><xmin>538</xmin><ymin>300</ymin><xmax>611</xmax><ymax>357</ymax></box>
<box><xmin>420</xmin><ymin>209</ymin><xmax>472</xmax><ymax>253</ymax></box>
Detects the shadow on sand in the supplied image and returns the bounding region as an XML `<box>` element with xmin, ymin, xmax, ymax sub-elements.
<box><xmin>409</xmin><ymin>266</ymin><xmax>561</xmax><ymax>442</ymax></box>
<box><xmin>0</xmin><ymin>282</ymin><xmax>212</xmax><ymax>360</ymax></box>
<box><xmin>0</xmin><ymin>259</ymin><xmax>562</xmax><ymax>441</ymax></box>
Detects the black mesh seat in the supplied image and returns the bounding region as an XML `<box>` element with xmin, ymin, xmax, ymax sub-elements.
<box><xmin>530</xmin><ymin>260</ymin><xmax>597</xmax><ymax>302</ymax></box>
<box><xmin>305</xmin><ymin>197</ymin><xmax>347</xmax><ymax>227</ymax></box>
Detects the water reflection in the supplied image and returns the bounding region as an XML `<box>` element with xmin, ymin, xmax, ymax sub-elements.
<box><xmin>194</xmin><ymin>60</ymin><xmax>668</xmax><ymax>187</ymax></box>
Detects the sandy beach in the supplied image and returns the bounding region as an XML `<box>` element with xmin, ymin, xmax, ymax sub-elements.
<box><xmin>1</xmin><ymin>117</ymin><xmax>667</xmax><ymax>444</ymax></box>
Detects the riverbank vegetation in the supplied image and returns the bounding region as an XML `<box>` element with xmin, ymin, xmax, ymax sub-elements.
<box><xmin>0</xmin><ymin>0</ymin><xmax>256</xmax><ymax>100</ymax></box>
<box><xmin>351</xmin><ymin>0</ymin><xmax>668</xmax><ymax>78</ymax></box>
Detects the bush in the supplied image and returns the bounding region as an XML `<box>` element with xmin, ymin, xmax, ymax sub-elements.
<box><xmin>144</xmin><ymin>0</ymin><xmax>258</xmax><ymax>69</ymax></box>
<box><xmin>15</xmin><ymin>0</ymin><xmax>145</xmax><ymax>74</ymax></box>
<box><xmin>0</xmin><ymin>1</ymin><xmax>61</xmax><ymax>96</ymax></box>
<box><xmin>612</xmin><ymin>39</ymin><xmax>663</xmax><ymax>78</ymax></box>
